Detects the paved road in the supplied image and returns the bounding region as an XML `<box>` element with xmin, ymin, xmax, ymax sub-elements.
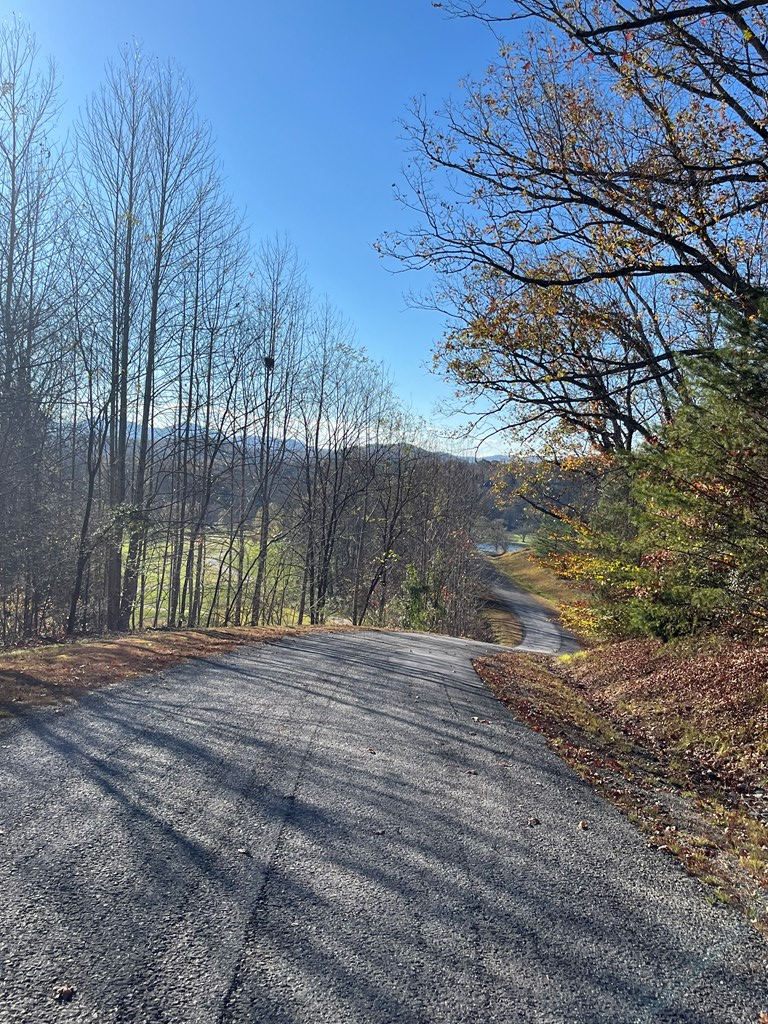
<box><xmin>1</xmin><ymin>631</ymin><xmax>766</xmax><ymax>1023</ymax></box>
<box><xmin>483</xmin><ymin>560</ymin><xmax>582</xmax><ymax>655</ymax></box>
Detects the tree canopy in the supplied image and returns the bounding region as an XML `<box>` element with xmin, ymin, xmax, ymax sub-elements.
<box><xmin>384</xmin><ymin>0</ymin><xmax>768</xmax><ymax>453</ymax></box>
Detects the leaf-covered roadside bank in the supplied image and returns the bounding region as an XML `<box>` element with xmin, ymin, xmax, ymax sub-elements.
<box><xmin>476</xmin><ymin>642</ymin><xmax>768</xmax><ymax>937</ymax></box>
<box><xmin>0</xmin><ymin>625</ymin><xmax>355</xmax><ymax>719</ymax></box>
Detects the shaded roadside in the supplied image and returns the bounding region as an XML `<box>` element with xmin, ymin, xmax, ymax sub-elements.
<box><xmin>477</xmin><ymin>554</ymin><xmax>768</xmax><ymax>937</ymax></box>
<box><xmin>476</xmin><ymin>639</ymin><xmax>768</xmax><ymax>939</ymax></box>
<box><xmin>0</xmin><ymin>624</ymin><xmax>352</xmax><ymax>723</ymax></box>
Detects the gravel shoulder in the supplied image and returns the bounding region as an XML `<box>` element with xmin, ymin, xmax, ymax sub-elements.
<box><xmin>1</xmin><ymin>631</ymin><xmax>766</xmax><ymax>1023</ymax></box>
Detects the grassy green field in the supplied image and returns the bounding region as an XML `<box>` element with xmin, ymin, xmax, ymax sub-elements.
<box><xmin>135</xmin><ymin>528</ymin><xmax>300</xmax><ymax>628</ymax></box>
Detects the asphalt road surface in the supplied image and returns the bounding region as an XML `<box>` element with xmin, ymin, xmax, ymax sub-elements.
<box><xmin>1</xmin><ymin>630</ymin><xmax>766</xmax><ymax>1023</ymax></box>
<box><xmin>483</xmin><ymin>560</ymin><xmax>582</xmax><ymax>654</ymax></box>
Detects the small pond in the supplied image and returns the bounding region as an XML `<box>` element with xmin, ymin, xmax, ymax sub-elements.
<box><xmin>477</xmin><ymin>543</ymin><xmax>529</xmax><ymax>553</ymax></box>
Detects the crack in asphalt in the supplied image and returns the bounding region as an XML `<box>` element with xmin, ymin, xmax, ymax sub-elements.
<box><xmin>217</xmin><ymin>674</ymin><xmax>337</xmax><ymax>1024</ymax></box>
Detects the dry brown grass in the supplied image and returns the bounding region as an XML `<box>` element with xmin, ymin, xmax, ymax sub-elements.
<box><xmin>0</xmin><ymin>624</ymin><xmax>351</xmax><ymax>717</ymax></box>
<box><xmin>479</xmin><ymin>590</ymin><xmax>523</xmax><ymax>647</ymax></box>
<box><xmin>492</xmin><ymin>550</ymin><xmax>588</xmax><ymax>610</ymax></box>
<box><xmin>476</xmin><ymin>644</ymin><xmax>768</xmax><ymax>937</ymax></box>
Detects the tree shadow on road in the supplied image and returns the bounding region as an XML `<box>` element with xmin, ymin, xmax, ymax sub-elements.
<box><xmin>2</xmin><ymin>631</ymin><xmax>765</xmax><ymax>1023</ymax></box>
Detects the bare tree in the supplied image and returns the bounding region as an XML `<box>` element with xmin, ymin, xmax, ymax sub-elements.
<box><xmin>75</xmin><ymin>43</ymin><xmax>151</xmax><ymax>629</ymax></box>
<box><xmin>248</xmin><ymin>237</ymin><xmax>308</xmax><ymax>626</ymax></box>
<box><xmin>0</xmin><ymin>18</ymin><xmax>70</xmax><ymax>642</ymax></box>
<box><xmin>118</xmin><ymin>59</ymin><xmax>218</xmax><ymax>629</ymax></box>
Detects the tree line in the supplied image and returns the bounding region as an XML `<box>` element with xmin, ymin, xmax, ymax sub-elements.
<box><xmin>0</xmin><ymin>20</ymin><xmax>487</xmax><ymax>646</ymax></box>
<box><xmin>387</xmin><ymin>1</ymin><xmax>768</xmax><ymax>638</ymax></box>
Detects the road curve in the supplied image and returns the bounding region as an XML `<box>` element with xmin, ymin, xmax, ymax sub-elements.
<box><xmin>484</xmin><ymin>559</ymin><xmax>582</xmax><ymax>654</ymax></box>
<box><xmin>0</xmin><ymin>631</ymin><xmax>765</xmax><ymax>1023</ymax></box>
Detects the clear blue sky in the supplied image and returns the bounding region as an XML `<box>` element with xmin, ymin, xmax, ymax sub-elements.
<box><xmin>8</xmin><ymin>0</ymin><xmax>502</xmax><ymax>447</ymax></box>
